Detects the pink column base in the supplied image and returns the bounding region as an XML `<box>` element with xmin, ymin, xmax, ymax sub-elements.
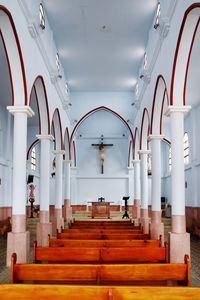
<box><xmin>132</xmin><ymin>199</ymin><xmax>140</xmax><ymax>219</ymax></box>
<box><xmin>6</xmin><ymin>231</ymin><xmax>30</xmax><ymax>266</ymax></box>
<box><xmin>150</xmin><ymin>211</ymin><xmax>164</xmax><ymax>244</ymax></box>
<box><xmin>140</xmin><ymin>208</ymin><xmax>149</xmax><ymax>234</ymax></box>
<box><xmin>40</xmin><ymin>211</ymin><xmax>49</xmax><ymax>223</ymax></box>
<box><xmin>172</xmin><ymin>215</ymin><xmax>186</xmax><ymax>233</ymax></box>
<box><xmin>52</xmin><ymin>208</ymin><xmax>64</xmax><ymax>235</ymax></box>
<box><xmin>36</xmin><ymin>222</ymin><xmax>52</xmax><ymax>247</ymax></box>
<box><xmin>168</xmin><ymin>232</ymin><xmax>190</xmax><ymax>263</ymax></box>
<box><xmin>64</xmin><ymin>199</ymin><xmax>72</xmax><ymax>221</ymax></box>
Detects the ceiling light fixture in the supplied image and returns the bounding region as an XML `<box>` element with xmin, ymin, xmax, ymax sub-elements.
<box><xmin>154</xmin><ymin>2</ymin><xmax>161</xmax><ymax>29</ymax></box>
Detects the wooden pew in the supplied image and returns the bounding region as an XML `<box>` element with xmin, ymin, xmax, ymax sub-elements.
<box><xmin>62</xmin><ymin>228</ymin><xmax>143</xmax><ymax>234</ymax></box>
<box><xmin>69</xmin><ymin>225</ymin><xmax>139</xmax><ymax>230</ymax></box>
<box><xmin>56</xmin><ymin>232</ymin><xmax>150</xmax><ymax>240</ymax></box>
<box><xmin>33</xmin><ymin>241</ymin><xmax>168</xmax><ymax>263</ymax></box>
<box><xmin>72</xmin><ymin>220</ymin><xmax>132</xmax><ymax>224</ymax></box>
<box><xmin>0</xmin><ymin>217</ymin><xmax>11</xmax><ymax>238</ymax></box>
<box><xmin>48</xmin><ymin>238</ymin><xmax>162</xmax><ymax>248</ymax></box>
<box><xmin>11</xmin><ymin>253</ymin><xmax>190</xmax><ymax>286</ymax></box>
<box><xmin>1</xmin><ymin>285</ymin><xmax>200</xmax><ymax>300</ymax></box>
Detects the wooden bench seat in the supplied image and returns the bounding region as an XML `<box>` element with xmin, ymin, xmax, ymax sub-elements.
<box><xmin>69</xmin><ymin>225</ymin><xmax>139</xmax><ymax>230</ymax></box>
<box><xmin>33</xmin><ymin>241</ymin><xmax>168</xmax><ymax>263</ymax></box>
<box><xmin>11</xmin><ymin>253</ymin><xmax>189</xmax><ymax>286</ymax></box>
<box><xmin>48</xmin><ymin>238</ymin><xmax>162</xmax><ymax>248</ymax></box>
<box><xmin>62</xmin><ymin>229</ymin><xmax>143</xmax><ymax>234</ymax></box>
<box><xmin>57</xmin><ymin>232</ymin><xmax>150</xmax><ymax>240</ymax></box>
<box><xmin>1</xmin><ymin>285</ymin><xmax>199</xmax><ymax>300</ymax></box>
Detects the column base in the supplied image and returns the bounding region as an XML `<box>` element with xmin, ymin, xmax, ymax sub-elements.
<box><xmin>36</xmin><ymin>222</ymin><xmax>52</xmax><ymax>247</ymax></box>
<box><xmin>168</xmin><ymin>232</ymin><xmax>190</xmax><ymax>263</ymax></box>
<box><xmin>140</xmin><ymin>208</ymin><xmax>149</xmax><ymax>234</ymax></box>
<box><xmin>6</xmin><ymin>231</ymin><xmax>30</xmax><ymax>266</ymax></box>
<box><xmin>132</xmin><ymin>199</ymin><xmax>140</xmax><ymax>219</ymax></box>
<box><xmin>52</xmin><ymin>208</ymin><xmax>64</xmax><ymax>236</ymax></box>
<box><xmin>64</xmin><ymin>199</ymin><xmax>72</xmax><ymax>221</ymax></box>
<box><xmin>150</xmin><ymin>211</ymin><xmax>164</xmax><ymax>245</ymax></box>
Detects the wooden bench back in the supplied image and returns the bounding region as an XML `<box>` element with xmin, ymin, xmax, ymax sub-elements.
<box><xmin>48</xmin><ymin>238</ymin><xmax>162</xmax><ymax>248</ymax></box>
<box><xmin>11</xmin><ymin>253</ymin><xmax>190</xmax><ymax>286</ymax></box>
<box><xmin>33</xmin><ymin>241</ymin><xmax>168</xmax><ymax>263</ymax></box>
<box><xmin>62</xmin><ymin>229</ymin><xmax>143</xmax><ymax>234</ymax></box>
<box><xmin>69</xmin><ymin>225</ymin><xmax>139</xmax><ymax>230</ymax></box>
<box><xmin>1</xmin><ymin>285</ymin><xmax>199</xmax><ymax>300</ymax></box>
<box><xmin>57</xmin><ymin>232</ymin><xmax>150</xmax><ymax>240</ymax></box>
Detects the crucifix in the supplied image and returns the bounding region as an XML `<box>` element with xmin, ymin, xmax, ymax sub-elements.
<box><xmin>92</xmin><ymin>135</ymin><xmax>113</xmax><ymax>174</ymax></box>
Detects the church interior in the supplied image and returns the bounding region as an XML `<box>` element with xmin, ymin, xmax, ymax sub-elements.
<box><xmin>0</xmin><ymin>0</ymin><xmax>200</xmax><ymax>298</ymax></box>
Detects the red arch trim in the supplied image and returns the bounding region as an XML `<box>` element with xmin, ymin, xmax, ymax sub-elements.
<box><xmin>27</xmin><ymin>139</ymin><xmax>39</xmax><ymax>160</ymax></box>
<box><xmin>0</xmin><ymin>30</ymin><xmax>14</xmax><ymax>105</ymax></box>
<box><xmin>0</xmin><ymin>5</ymin><xmax>27</xmax><ymax>105</ymax></box>
<box><xmin>69</xmin><ymin>106</ymin><xmax>134</xmax><ymax>155</ymax></box>
<box><xmin>133</xmin><ymin>127</ymin><xmax>139</xmax><ymax>160</ymax></box>
<box><xmin>29</xmin><ymin>85</ymin><xmax>41</xmax><ymax>134</ymax></box>
<box><xmin>140</xmin><ymin>108</ymin><xmax>150</xmax><ymax>150</ymax></box>
<box><xmin>64</xmin><ymin>127</ymin><xmax>70</xmax><ymax>160</ymax></box>
<box><xmin>51</xmin><ymin>108</ymin><xmax>63</xmax><ymax>150</ymax></box>
<box><xmin>183</xmin><ymin>17</ymin><xmax>200</xmax><ymax>106</ymax></box>
<box><xmin>170</xmin><ymin>3</ymin><xmax>200</xmax><ymax>106</ymax></box>
<box><xmin>73</xmin><ymin>141</ymin><xmax>76</xmax><ymax>167</ymax></box>
<box><xmin>151</xmin><ymin>75</ymin><xmax>169</xmax><ymax>135</ymax></box>
<box><xmin>128</xmin><ymin>141</ymin><xmax>132</xmax><ymax>167</ymax></box>
<box><xmin>29</xmin><ymin>76</ymin><xmax>50</xmax><ymax>134</ymax></box>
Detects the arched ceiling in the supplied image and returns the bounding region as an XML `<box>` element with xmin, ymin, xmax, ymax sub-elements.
<box><xmin>44</xmin><ymin>0</ymin><xmax>157</xmax><ymax>92</ymax></box>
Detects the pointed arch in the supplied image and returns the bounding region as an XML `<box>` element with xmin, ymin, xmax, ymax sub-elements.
<box><xmin>170</xmin><ymin>3</ymin><xmax>200</xmax><ymax>106</ymax></box>
<box><xmin>140</xmin><ymin>108</ymin><xmax>150</xmax><ymax>150</ymax></box>
<box><xmin>69</xmin><ymin>106</ymin><xmax>134</xmax><ymax>158</ymax></box>
<box><xmin>29</xmin><ymin>76</ymin><xmax>50</xmax><ymax>135</ymax></box>
<box><xmin>64</xmin><ymin>127</ymin><xmax>70</xmax><ymax>160</ymax></box>
<box><xmin>51</xmin><ymin>108</ymin><xmax>63</xmax><ymax>150</ymax></box>
<box><xmin>133</xmin><ymin>127</ymin><xmax>140</xmax><ymax>160</ymax></box>
<box><xmin>0</xmin><ymin>6</ymin><xmax>27</xmax><ymax>105</ymax></box>
<box><xmin>151</xmin><ymin>75</ymin><xmax>169</xmax><ymax>135</ymax></box>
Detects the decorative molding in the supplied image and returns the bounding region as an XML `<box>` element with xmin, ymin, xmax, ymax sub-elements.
<box><xmin>52</xmin><ymin>150</ymin><xmax>65</xmax><ymax>155</ymax></box>
<box><xmin>132</xmin><ymin>159</ymin><xmax>140</xmax><ymax>164</ymax></box>
<box><xmin>7</xmin><ymin>105</ymin><xmax>35</xmax><ymax>117</ymax></box>
<box><xmin>63</xmin><ymin>160</ymin><xmax>72</xmax><ymax>164</ymax></box>
<box><xmin>165</xmin><ymin>105</ymin><xmax>191</xmax><ymax>116</ymax></box>
<box><xmin>36</xmin><ymin>134</ymin><xmax>54</xmax><ymax>141</ymax></box>
<box><xmin>138</xmin><ymin>150</ymin><xmax>151</xmax><ymax>155</ymax></box>
<box><xmin>133</xmin><ymin>0</ymin><xmax>178</xmax><ymax>123</ymax></box>
<box><xmin>17</xmin><ymin>0</ymin><xmax>71</xmax><ymax>120</ymax></box>
<box><xmin>148</xmin><ymin>134</ymin><xmax>165</xmax><ymax>141</ymax></box>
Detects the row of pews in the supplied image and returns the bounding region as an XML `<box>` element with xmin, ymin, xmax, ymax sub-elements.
<box><xmin>1</xmin><ymin>219</ymin><xmax>200</xmax><ymax>299</ymax></box>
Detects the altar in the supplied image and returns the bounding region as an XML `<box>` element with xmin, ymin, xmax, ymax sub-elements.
<box><xmin>89</xmin><ymin>202</ymin><xmax>112</xmax><ymax>218</ymax></box>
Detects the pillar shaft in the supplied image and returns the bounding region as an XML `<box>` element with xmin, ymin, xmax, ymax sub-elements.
<box><xmin>64</xmin><ymin>160</ymin><xmax>71</xmax><ymax>199</ymax></box>
<box><xmin>134</xmin><ymin>160</ymin><xmax>140</xmax><ymax>200</ymax></box>
<box><xmin>139</xmin><ymin>152</ymin><xmax>149</xmax><ymax>209</ymax></box>
<box><xmin>55</xmin><ymin>151</ymin><xmax>64</xmax><ymax>209</ymax></box>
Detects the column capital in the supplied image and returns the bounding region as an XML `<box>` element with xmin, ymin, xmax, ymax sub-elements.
<box><xmin>36</xmin><ymin>134</ymin><xmax>54</xmax><ymax>141</ymax></box>
<box><xmin>127</xmin><ymin>166</ymin><xmax>134</xmax><ymax>170</ymax></box>
<box><xmin>148</xmin><ymin>134</ymin><xmax>165</xmax><ymax>141</ymax></box>
<box><xmin>138</xmin><ymin>150</ymin><xmax>151</xmax><ymax>155</ymax></box>
<box><xmin>52</xmin><ymin>150</ymin><xmax>65</xmax><ymax>155</ymax></box>
<box><xmin>63</xmin><ymin>160</ymin><xmax>72</xmax><ymax>164</ymax></box>
<box><xmin>7</xmin><ymin>106</ymin><xmax>34</xmax><ymax>117</ymax></box>
<box><xmin>132</xmin><ymin>159</ymin><xmax>140</xmax><ymax>164</ymax></box>
<box><xmin>165</xmin><ymin>105</ymin><xmax>191</xmax><ymax>117</ymax></box>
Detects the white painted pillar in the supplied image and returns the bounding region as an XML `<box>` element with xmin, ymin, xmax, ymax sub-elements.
<box><xmin>36</xmin><ymin>134</ymin><xmax>54</xmax><ymax>246</ymax></box>
<box><xmin>127</xmin><ymin>166</ymin><xmax>134</xmax><ymax>216</ymax></box>
<box><xmin>52</xmin><ymin>150</ymin><xmax>65</xmax><ymax>235</ymax></box>
<box><xmin>6</xmin><ymin>106</ymin><xmax>34</xmax><ymax>266</ymax></box>
<box><xmin>63</xmin><ymin>160</ymin><xmax>72</xmax><ymax>221</ymax></box>
<box><xmin>132</xmin><ymin>160</ymin><xmax>141</xmax><ymax>219</ymax></box>
<box><xmin>138</xmin><ymin>150</ymin><xmax>150</xmax><ymax>233</ymax></box>
<box><xmin>148</xmin><ymin>135</ymin><xmax>164</xmax><ymax>241</ymax></box>
<box><xmin>166</xmin><ymin>105</ymin><xmax>191</xmax><ymax>263</ymax></box>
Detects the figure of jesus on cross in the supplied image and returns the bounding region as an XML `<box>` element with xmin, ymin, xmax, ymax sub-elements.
<box><xmin>92</xmin><ymin>136</ymin><xmax>113</xmax><ymax>174</ymax></box>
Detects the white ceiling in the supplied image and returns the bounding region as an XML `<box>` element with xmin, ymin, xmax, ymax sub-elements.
<box><xmin>44</xmin><ymin>0</ymin><xmax>157</xmax><ymax>91</ymax></box>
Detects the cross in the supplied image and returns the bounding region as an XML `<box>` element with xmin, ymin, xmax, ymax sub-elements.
<box><xmin>92</xmin><ymin>135</ymin><xmax>113</xmax><ymax>174</ymax></box>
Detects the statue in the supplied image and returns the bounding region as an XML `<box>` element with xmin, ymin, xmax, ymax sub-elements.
<box><xmin>28</xmin><ymin>183</ymin><xmax>36</xmax><ymax>218</ymax></box>
<box><xmin>92</xmin><ymin>135</ymin><xmax>113</xmax><ymax>174</ymax></box>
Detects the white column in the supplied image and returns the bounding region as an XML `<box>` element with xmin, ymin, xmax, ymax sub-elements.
<box><xmin>52</xmin><ymin>150</ymin><xmax>65</xmax><ymax>235</ymax></box>
<box><xmin>166</xmin><ymin>105</ymin><xmax>191</xmax><ymax>263</ymax></box>
<box><xmin>138</xmin><ymin>150</ymin><xmax>150</xmax><ymax>210</ymax></box>
<box><xmin>37</xmin><ymin>135</ymin><xmax>54</xmax><ymax>212</ymax></box>
<box><xmin>133</xmin><ymin>160</ymin><xmax>140</xmax><ymax>200</ymax></box>
<box><xmin>6</xmin><ymin>106</ymin><xmax>34</xmax><ymax>266</ymax></box>
<box><xmin>7</xmin><ymin>106</ymin><xmax>34</xmax><ymax>217</ymax></box>
<box><xmin>64</xmin><ymin>160</ymin><xmax>71</xmax><ymax>200</ymax></box>
<box><xmin>53</xmin><ymin>150</ymin><xmax>65</xmax><ymax>209</ymax></box>
<box><xmin>148</xmin><ymin>135</ymin><xmax>164</xmax><ymax>241</ymax></box>
<box><xmin>138</xmin><ymin>150</ymin><xmax>150</xmax><ymax>233</ymax></box>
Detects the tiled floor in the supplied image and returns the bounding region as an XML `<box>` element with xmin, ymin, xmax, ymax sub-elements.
<box><xmin>0</xmin><ymin>214</ymin><xmax>200</xmax><ymax>286</ymax></box>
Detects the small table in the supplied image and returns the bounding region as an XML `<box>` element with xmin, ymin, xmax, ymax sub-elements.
<box><xmin>88</xmin><ymin>202</ymin><xmax>113</xmax><ymax>219</ymax></box>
